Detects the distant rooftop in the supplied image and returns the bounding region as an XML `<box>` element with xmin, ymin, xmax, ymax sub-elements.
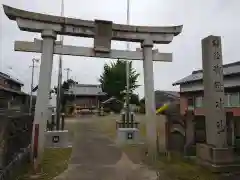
<box><xmin>0</xmin><ymin>71</ymin><xmax>24</xmax><ymax>86</ymax></box>
<box><xmin>173</xmin><ymin>61</ymin><xmax>240</xmax><ymax>86</ymax></box>
<box><xmin>66</xmin><ymin>84</ymin><xmax>107</xmax><ymax>96</ymax></box>
<box><xmin>155</xmin><ymin>90</ymin><xmax>180</xmax><ymax>98</ymax></box>
<box><xmin>141</xmin><ymin>90</ymin><xmax>180</xmax><ymax>101</ymax></box>
<box><xmin>0</xmin><ymin>85</ymin><xmax>26</xmax><ymax>95</ymax></box>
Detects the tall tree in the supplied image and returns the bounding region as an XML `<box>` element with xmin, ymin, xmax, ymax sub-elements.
<box><xmin>99</xmin><ymin>59</ymin><xmax>140</xmax><ymax>101</ymax></box>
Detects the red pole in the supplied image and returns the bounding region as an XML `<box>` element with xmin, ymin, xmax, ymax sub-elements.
<box><xmin>33</xmin><ymin>124</ymin><xmax>39</xmax><ymax>159</ymax></box>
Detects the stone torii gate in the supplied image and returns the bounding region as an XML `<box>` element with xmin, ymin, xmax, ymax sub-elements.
<box><xmin>3</xmin><ymin>4</ymin><xmax>182</xmax><ymax>164</ymax></box>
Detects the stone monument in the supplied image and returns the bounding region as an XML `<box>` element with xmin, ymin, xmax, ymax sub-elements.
<box><xmin>196</xmin><ymin>35</ymin><xmax>237</xmax><ymax>172</ymax></box>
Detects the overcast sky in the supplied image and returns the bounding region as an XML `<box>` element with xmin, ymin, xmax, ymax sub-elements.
<box><xmin>0</xmin><ymin>0</ymin><xmax>239</xmax><ymax>97</ymax></box>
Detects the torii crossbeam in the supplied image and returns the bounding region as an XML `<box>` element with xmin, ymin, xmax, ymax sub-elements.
<box><xmin>14</xmin><ymin>39</ymin><xmax>173</xmax><ymax>61</ymax></box>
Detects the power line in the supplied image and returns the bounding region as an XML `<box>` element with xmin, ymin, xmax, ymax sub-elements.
<box><xmin>125</xmin><ymin>0</ymin><xmax>131</xmax><ymax>124</ymax></box>
<box><xmin>29</xmin><ymin>58</ymin><xmax>39</xmax><ymax>113</ymax></box>
<box><xmin>56</xmin><ymin>0</ymin><xmax>65</xmax><ymax>130</ymax></box>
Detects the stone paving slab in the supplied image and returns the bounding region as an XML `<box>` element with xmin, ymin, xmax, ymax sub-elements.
<box><xmin>54</xmin><ymin>118</ymin><xmax>158</xmax><ymax>180</ymax></box>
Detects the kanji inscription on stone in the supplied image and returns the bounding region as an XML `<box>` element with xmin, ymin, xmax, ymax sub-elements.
<box><xmin>202</xmin><ymin>35</ymin><xmax>227</xmax><ymax>148</ymax></box>
<box><xmin>213</xmin><ymin>51</ymin><xmax>221</xmax><ymax>60</ymax></box>
<box><xmin>94</xmin><ymin>19</ymin><xmax>113</xmax><ymax>53</ymax></box>
<box><xmin>215</xmin><ymin>97</ymin><xmax>224</xmax><ymax>109</ymax></box>
<box><xmin>216</xmin><ymin>120</ymin><xmax>226</xmax><ymax>134</ymax></box>
<box><xmin>214</xmin><ymin>81</ymin><xmax>224</xmax><ymax>92</ymax></box>
<box><xmin>213</xmin><ymin>64</ymin><xmax>222</xmax><ymax>74</ymax></box>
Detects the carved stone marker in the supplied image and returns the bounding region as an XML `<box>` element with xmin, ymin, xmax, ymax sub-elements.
<box><xmin>196</xmin><ymin>35</ymin><xmax>239</xmax><ymax>173</ymax></box>
<box><xmin>202</xmin><ymin>35</ymin><xmax>227</xmax><ymax>148</ymax></box>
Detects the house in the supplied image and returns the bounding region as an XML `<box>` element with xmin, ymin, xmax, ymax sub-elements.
<box><xmin>0</xmin><ymin>71</ymin><xmax>29</xmax><ymax>110</ymax></box>
<box><xmin>65</xmin><ymin>84</ymin><xmax>106</xmax><ymax>112</ymax></box>
<box><xmin>172</xmin><ymin>61</ymin><xmax>240</xmax><ymax>116</ymax></box>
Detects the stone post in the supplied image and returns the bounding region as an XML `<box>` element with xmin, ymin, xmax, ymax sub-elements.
<box><xmin>202</xmin><ymin>35</ymin><xmax>227</xmax><ymax>148</ymax></box>
<box><xmin>142</xmin><ymin>38</ymin><xmax>157</xmax><ymax>150</ymax></box>
<box><xmin>31</xmin><ymin>30</ymin><xmax>56</xmax><ymax>166</ymax></box>
<box><xmin>196</xmin><ymin>36</ymin><xmax>237</xmax><ymax>173</ymax></box>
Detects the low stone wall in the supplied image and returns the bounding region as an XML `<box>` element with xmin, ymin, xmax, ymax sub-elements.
<box><xmin>0</xmin><ymin>146</ymin><xmax>30</xmax><ymax>180</ymax></box>
<box><xmin>0</xmin><ymin>110</ymin><xmax>33</xmax><ymax>178</ymax></box>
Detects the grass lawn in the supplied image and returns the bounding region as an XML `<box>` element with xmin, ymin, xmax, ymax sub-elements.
<box><xmin>16</xmin><ymin>118</ymin><xmax>77</xmax><ymax>180</ymax></box>
<box><xmin>16</xmin><ymin>148</ymin><xmax>72</xmax><ymax>180</ymax></box>
<box><xmin>150</xmin><ymin>153</ymin><xmax>218</xmax><ymax>180</ymax></box>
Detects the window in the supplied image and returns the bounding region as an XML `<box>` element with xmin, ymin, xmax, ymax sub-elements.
<box><xmin>225</xmin><ymin>92</ymin><xmax>240</xmax><ymax>107</ymax></box>
<box><xmin>187</xmin><ymin>92</ymin><xmax>240</xmax><ymax>109</ymax></box>
<box><xmin>195</xmin><ymin>96</ymin><xmax>203</xmax><ymax>108</ymax></box>
<box><xmin>228</xmin><ymin>92</ymin><xmax>240</xmax><ymax>107</ymax></box>
<box><xmin>225</xmin><ymin>94</ymin><xmax>229</xmax><ymax>107</ymax></box>
<box><xmin>187</xmin><ymin>97</ymin><xmax>194</xmax><ymax>110</ymax></box>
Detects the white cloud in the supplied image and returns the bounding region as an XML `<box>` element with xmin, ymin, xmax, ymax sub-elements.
<box><xmin>1</xmin><ymin>0</ymin><xmax>240</xmax><ymax>97</ymax></box>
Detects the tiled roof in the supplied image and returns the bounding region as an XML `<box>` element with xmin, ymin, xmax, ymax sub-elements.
<box><xmin>0</xmin><ymin>85</ymin><xmax>27</xmax><ymax>95</ymax></box>
<box><xmin>66</xmin><ymin>84</ymin><xmax>107</xmax><ymax>96</ymax></box>
<box><xmin>155</xmin><ymin>90</ymin><xmax>180</xmax><ymax>98</ymax></box>
<box><xmin>173</xmin><ymin>61</ymin><xmax>240</xmax><ymax>86</ymax></box>
<box><xmin>0</xmin><ymin>72</ymin><xmax>24</xmax><ymax>86</ymax></box>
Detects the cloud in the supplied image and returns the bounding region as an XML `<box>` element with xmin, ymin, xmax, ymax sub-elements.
<box><xmin>1</xmin><ymin>0</ymin><xmax>240</xmax><ymax>97</ymax></box>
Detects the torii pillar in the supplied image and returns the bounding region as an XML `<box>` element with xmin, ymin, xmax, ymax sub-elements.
<box><xmin>142</xmin><ymin>39</ymin><xmax>157</xmax><ymax>150</ymax></box>
<box><xmin>32</xmin><ymin>30</ymin><xmax>56</xmax><ymax>166</ymax></box>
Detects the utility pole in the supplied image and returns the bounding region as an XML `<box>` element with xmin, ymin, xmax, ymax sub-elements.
<box><xmin>29</xmin><ymin>58</ymin><xmax>39</xmax><ymax>114</ymax></box>
<box><xmin>125</xmin><ymin>0</ymin><xmax>131</xmax><ymax>126</ymax></box>
<box><xmin>64</xmin><ymin>68</ymin><xmax>71</xmax><ymax>80</ymax></box>
<box><xmin>56</xmin><ymin>0</ymin><xmax>64</xmax><ymax>130</ymax></box>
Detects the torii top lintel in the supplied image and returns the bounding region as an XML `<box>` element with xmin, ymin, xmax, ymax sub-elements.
<box><xmin>3</xmin><ymin>5</ymin><xmax>183</xmax><ymax>44</ymax></box>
